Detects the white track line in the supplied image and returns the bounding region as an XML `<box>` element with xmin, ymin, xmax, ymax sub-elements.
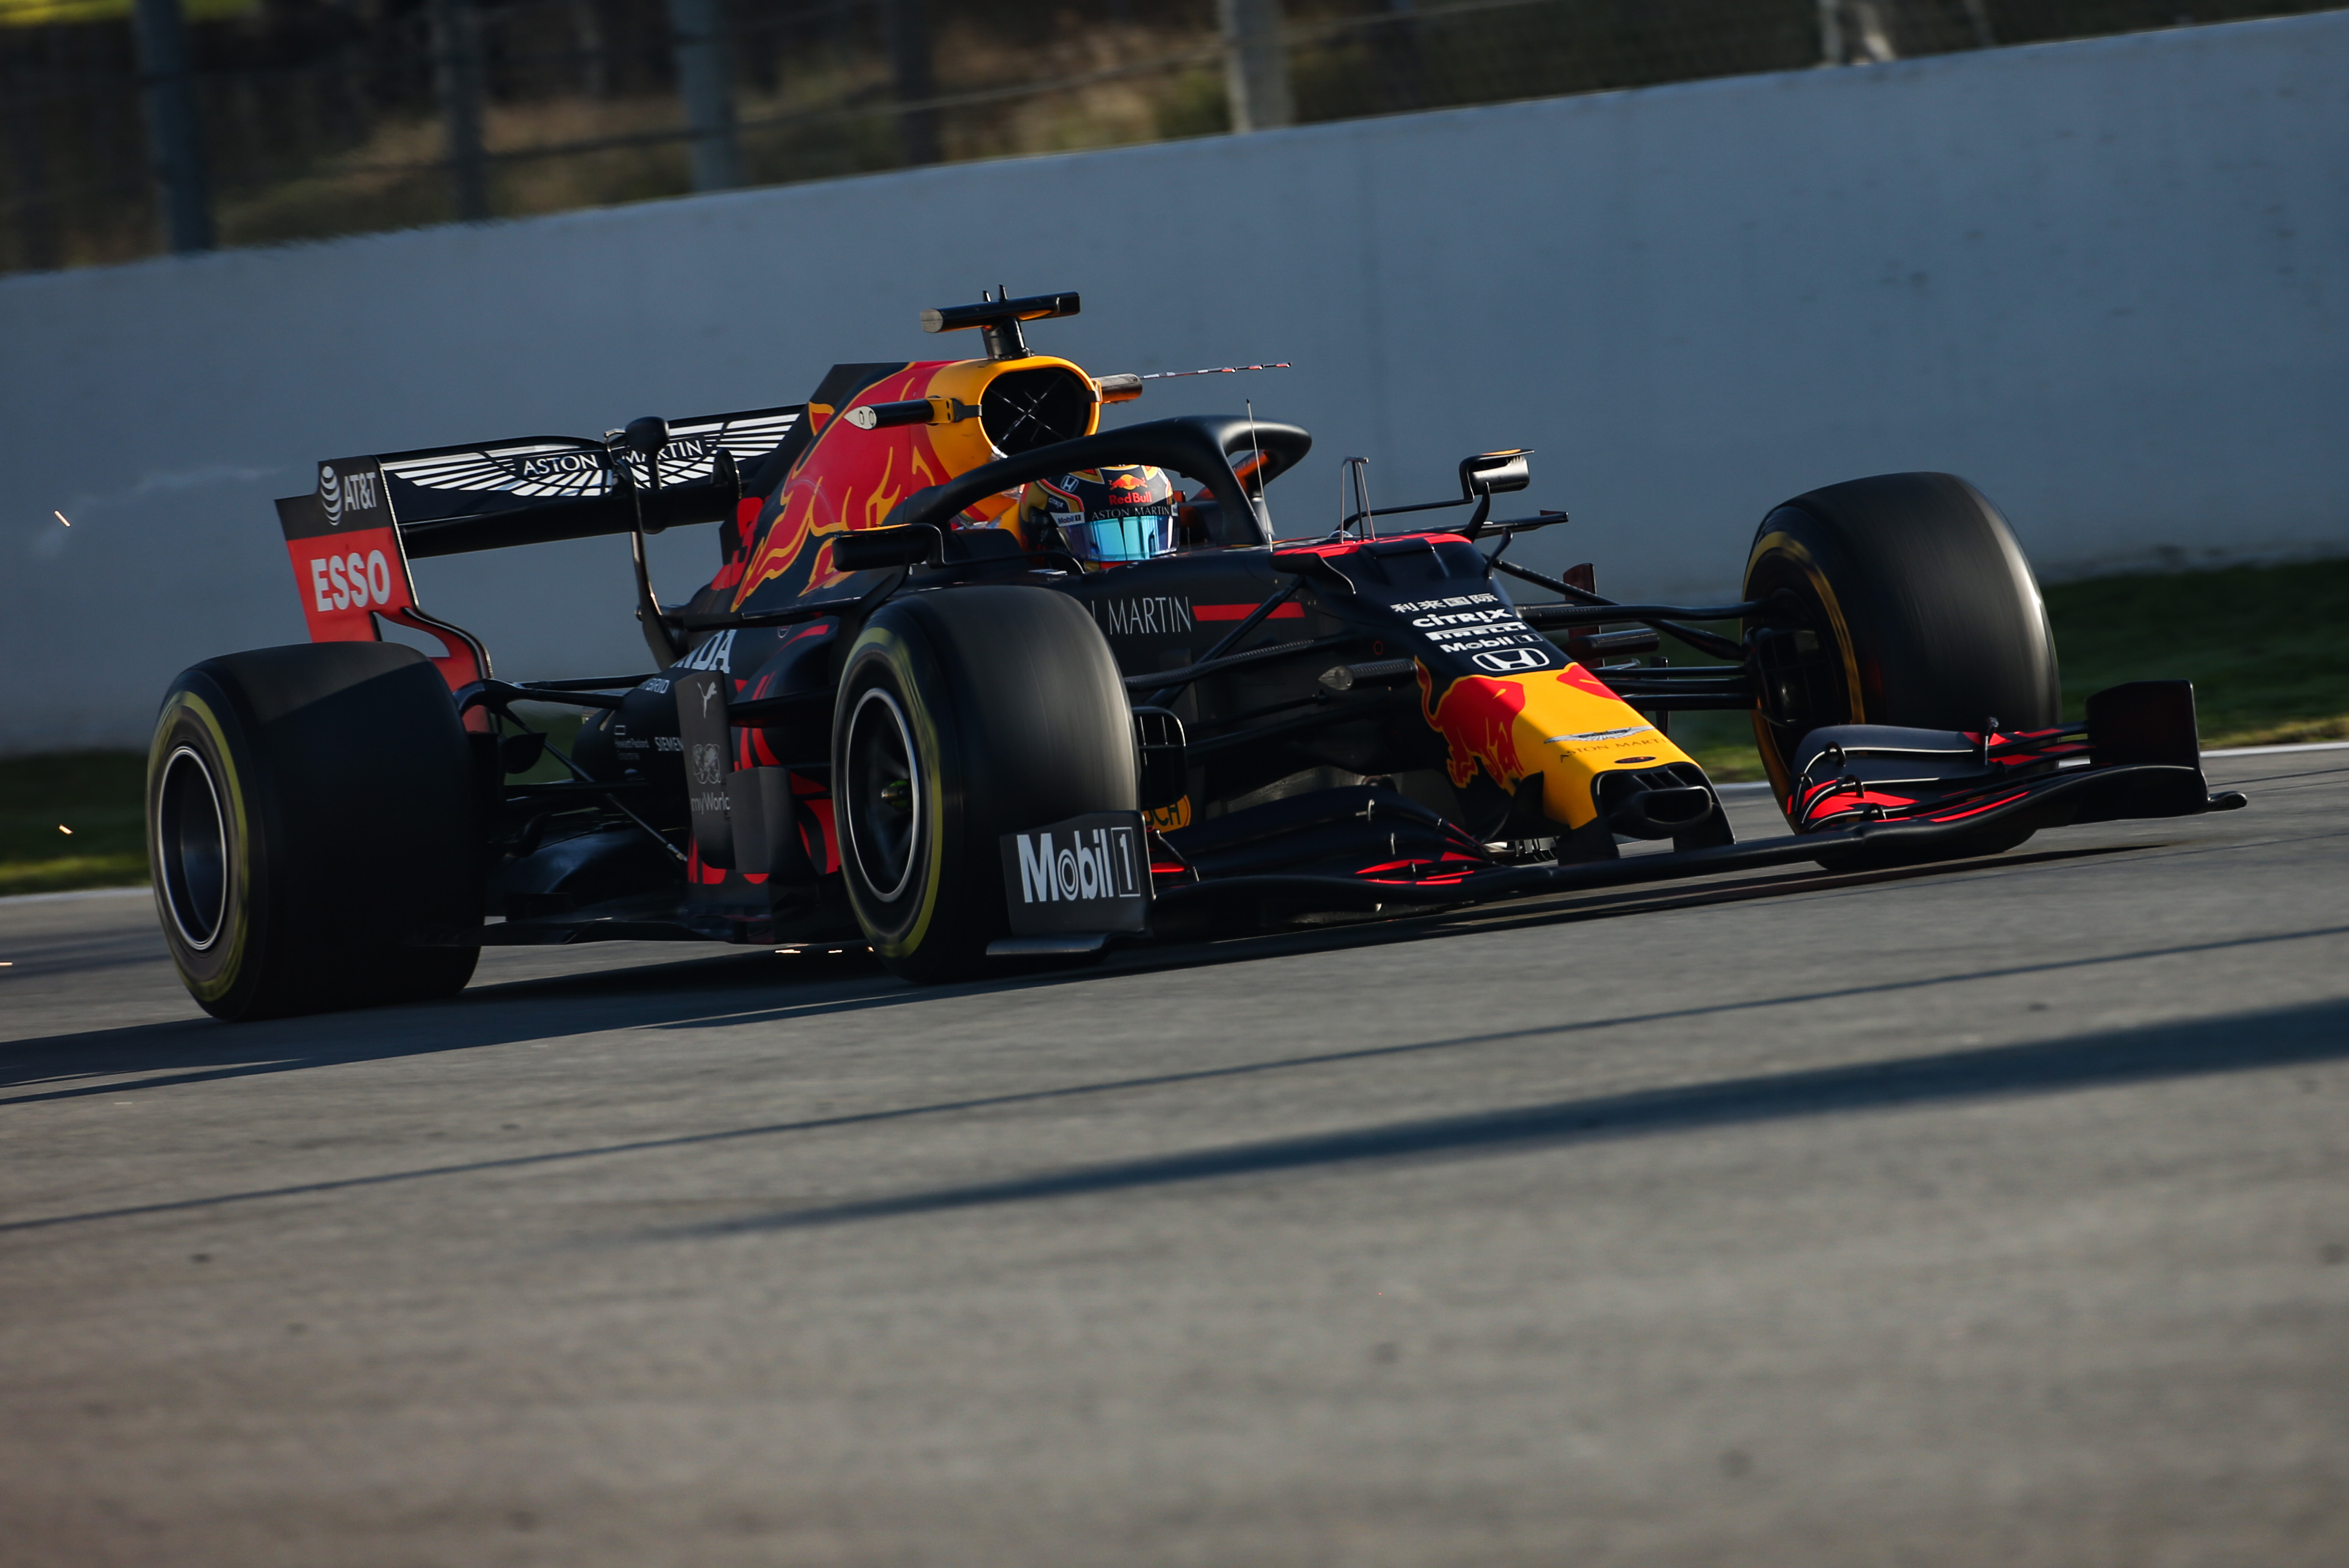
<box><xmin>0</xmin><ymin>884</ymin><xmax>152</xmax><ymax>909</ymax></box>
<box><xmin>2203</xmin><ymin>739</ymin><xmax>2349</xmax><ymax>758</ymax></box>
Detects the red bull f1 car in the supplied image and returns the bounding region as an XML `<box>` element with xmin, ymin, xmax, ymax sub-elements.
<box><xmin>147</xmin><ymin>291</ymin><xmax>2244</xmax><ymax>1018</ymax></box>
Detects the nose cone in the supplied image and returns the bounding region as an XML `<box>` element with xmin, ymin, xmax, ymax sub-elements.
<box><xmin>1417</xmin><ymin>662</ymin><xmax>1712</xmax><ymax>832</ymax></box>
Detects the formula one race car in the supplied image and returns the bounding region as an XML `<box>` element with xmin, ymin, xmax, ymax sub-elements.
<box><xmin>147</xmin><ymin>291</ymin><xmax>2243</xmax><ymax>1019</ymax></box>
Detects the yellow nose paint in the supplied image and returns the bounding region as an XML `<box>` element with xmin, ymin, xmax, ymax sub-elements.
<box><xmin>1418</xmin><ymin>661</ymin><xmax>1699</xmax><ymax>829</ymax></box>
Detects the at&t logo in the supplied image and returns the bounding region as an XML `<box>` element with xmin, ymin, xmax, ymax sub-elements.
<box><xmin>319</xmin><ymin>464</ymin><xmax>381</xmax><ymax>526</ymax></box>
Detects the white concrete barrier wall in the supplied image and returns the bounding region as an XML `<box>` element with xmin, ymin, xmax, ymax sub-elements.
<box><xmin>4</xmin><ymin>13</ymin><xmax>2344</xmax><ymax>753</ymax></box>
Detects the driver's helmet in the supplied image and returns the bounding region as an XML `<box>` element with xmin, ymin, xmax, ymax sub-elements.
<box><xmin>1015</xmin><ymin>465</ymin><xmax>1180</xmax><ymax>565</ymax></box>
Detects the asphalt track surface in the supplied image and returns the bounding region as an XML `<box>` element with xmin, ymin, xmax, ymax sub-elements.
<box><xmin>3</xmin><ymin>750</ymin><xmax>2345</xmax><ymax>1567</ymax></box>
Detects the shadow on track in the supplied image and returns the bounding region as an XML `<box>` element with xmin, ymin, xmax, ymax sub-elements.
<box><xmin>6</xmin><ymin>921</ymin><xmax>2344</xmax><ymax>1237</ymax></box>
<box><xmin>1102</xmin><ymin>841</ymin><xmax>2163</xmax><ymax>976</ymax></box>
<box><xmin>0</xmin><ymin>843</ymin><xmax>2158</xmax><ymax>1105</ymax></box>
<box><xmin>675</xmin><ymin>842</ymin><xmax>2166</xmax><ymax>1032</ymax></box>
<box><xmin>0</xmin><ymin>778</ymin><xmax>2304</xmax><ymax>1117</ymax></box>
<box><xmin>0</xmin><ymin>946</ymin><xmax>905</xmax><ymax>1104</ymax></box>
<box><xmin>680</xmin><ymin>993</ymin><xmax>2349</xmax><ymax>1236</ymax></box>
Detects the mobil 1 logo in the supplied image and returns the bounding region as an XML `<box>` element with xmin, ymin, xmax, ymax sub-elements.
<box><xmin>999</xmin><ymin>812</ymin><xmax>1151</xmax><ymax>936</ymax></box>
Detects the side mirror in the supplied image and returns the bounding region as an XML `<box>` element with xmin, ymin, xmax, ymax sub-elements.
<box><xmin>624</xmin><ymin>415</ymin><xmax>670</xmax><ymax>460</ymax></box>
<box><xmin>1460</xmin><ymin>449</ymin><xmax>1532</xmax><ymax>497</ymax></box>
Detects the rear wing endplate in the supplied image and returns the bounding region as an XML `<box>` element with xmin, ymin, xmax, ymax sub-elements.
<box><xmin>272</xmin><ymin>406</ymin><xmax>802</xmax><ymax>697</ymax></box>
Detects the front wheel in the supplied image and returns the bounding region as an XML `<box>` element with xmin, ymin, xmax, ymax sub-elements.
<box><xmin>834</xmin><ymin>587</ymin><xmax>1138</xmax><ymax>983</ymax></box>
<box><xmin>1743</xmin><ymin>472</ymin><xmax>2060</xmax><ymax>849</ymax></box>
<box><xmin>149</xmin><ymin>643</ymin><xmax>482</xmax><ymax>1020</ymax></box>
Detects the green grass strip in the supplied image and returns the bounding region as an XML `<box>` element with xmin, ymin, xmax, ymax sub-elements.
<box><xmin>1</xmin><ymin>749</ymin><xmax>149</xmax><ymax>897</ymax></box>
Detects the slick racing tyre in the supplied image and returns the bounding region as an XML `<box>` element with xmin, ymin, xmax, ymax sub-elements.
<box><xmin>149</xmin><ymin>642</ymin><xmax>483</xmax><ymax>1020</ymax></box>
<box><xmin>834</xmin><ymin>586</ymin><xmax>1138</xmax><ymax>984</ymax></box>
<box><xmin>1743</xmin><ymin>472</ymin><xmax>2061</xmax><ymax>858</ymax></box>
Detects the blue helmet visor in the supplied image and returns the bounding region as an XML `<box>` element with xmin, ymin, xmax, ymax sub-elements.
<box><xmin>1063</xmin><ymin>510</ymin><xmax>1177</xmax><ymax>564</ymax></box>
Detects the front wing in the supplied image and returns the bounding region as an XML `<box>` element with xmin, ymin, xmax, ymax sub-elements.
<box><xmin>1150</xmin><ymin>759</ymin><xmax>2239</xmax><ymax>929</ymax></box>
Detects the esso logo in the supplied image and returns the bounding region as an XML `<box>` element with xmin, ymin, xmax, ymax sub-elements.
<box><xmin>309</xmin><ymin>549</ymin><xmax>396</xmax><ymax>613</ymax></box>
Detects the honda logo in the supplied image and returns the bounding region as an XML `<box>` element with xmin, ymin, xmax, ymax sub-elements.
<box><xmin>1473</xmin><ymin>647</ymin><xmax>1546</xmax><ymax>673</ymax></box>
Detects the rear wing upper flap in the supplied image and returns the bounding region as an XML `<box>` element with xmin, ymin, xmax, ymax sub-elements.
<box><xmin>275</xmin><ymin>405</ymin><xmax>806</xmax><ymax>561</ymax></box>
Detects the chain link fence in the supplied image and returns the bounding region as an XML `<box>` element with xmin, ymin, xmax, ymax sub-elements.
<box><xmin>3</xmin><ymin>0</ymin><xmax>2339</xmax><ymax>275</ymax></box>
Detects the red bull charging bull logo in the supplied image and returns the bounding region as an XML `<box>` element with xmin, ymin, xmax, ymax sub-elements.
<box><xmin>1417</xmin><ymin>662</ymin><xmax>1653</xmax><ymax>827</ymax></box>
<box><xmin>1418</xmin><ymin>666</ymin><xmax>1532</xmax><ymax>791</ymax></box>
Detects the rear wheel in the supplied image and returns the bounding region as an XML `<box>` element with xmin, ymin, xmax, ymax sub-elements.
<box><xmin>834</xmin><ymin>586</ymin><xmax>1137</xmax><ymax>983</ymax></box>
<box><xmin>149</xmin><ymin>643</ymin><xmax>483</xmax><ymax>1020</ymax></box>
<box><xmin>1743</xmin><ymin>472</ymin><xmax>2060</xmax><ymax>850</ymax></box>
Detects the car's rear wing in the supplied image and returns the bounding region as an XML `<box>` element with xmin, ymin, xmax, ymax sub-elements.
<box><xmin>275</xmin><ymin>405</ymin><xmax>804</xmax><ymax>561</ymax></box>
<box><xmin>271</xmin><ymin>405</ymin><xmax>803</xmax><ymax>697</ymax></box>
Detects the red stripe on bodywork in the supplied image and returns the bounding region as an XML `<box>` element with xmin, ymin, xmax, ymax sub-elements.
<box><xmin>804</xmin><ymin>797</ymin><xmax>840</xmax><ymax>874</ymax></box>
<box><xmin>1194</xmin><ymin>603</ymin><xmax>1306</xmax><ymax>621</ymax></box>
<box><xmin>1925</xmin><ymin>789</ymin><xmax>2031</xmax><ymax>823</ymax></box>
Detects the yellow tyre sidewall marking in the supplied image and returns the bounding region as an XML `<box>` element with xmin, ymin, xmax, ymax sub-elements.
<box><xmin>1745</xmin><ymin>529</ymin><xmax>1865</xmax><ymax>814</ymax></box>
<box><xmin>842</xmin><ymin>624</ymin><xmax>951</xmax><ymax>962</ymax></box>
<box><xmin>149</xmin><ymin>690</ymin><xmax>253</xmax><ymax>1005</ymax></box>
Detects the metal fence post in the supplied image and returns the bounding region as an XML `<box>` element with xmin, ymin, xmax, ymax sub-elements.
<box><xmin>1961</xmin><ymin>0</ymin><xmax>1997</xmax><ymax>48</ymax></box>
<box><xmin>1218</xmin><ymin>0</ymin><xmax>1293</xmax><ymax>133</ymax></box>
<box><xmin>6</xmin><ymin>62</ymin><xmax>62</xmax><ymax>271</ymax></box>
<box><xmin>572</xmin><ymin>0</ymin><xmax>610</xmax><ymax>98</ymax></box>
<box><xmin>128</xmin><ymin>0</ymin><xmax>214</xmax><ymax>253</ymax></box>
<box><xmin>667</xmin><ymin>0</ymin><xmax>740</xmax><ymax>192</ymax></box>
<box><xmin>883</xmin><ymin>0</ymin><xmax>940</xmax><ymax>166</ymax></box>
<box><xmin>428</xmin><ymin>0</ymin><xmax>489</xmax><ymax>222</ymax></box>
<box><xmin>1375</xmin><ymin>0</ymin><xmax>1423</xmax><ymax>113</ymax></box>
<box><xmin>1821</xmin><ymin>0</ymin><xmax>1898</xmax><ymax>65</ymax></box>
